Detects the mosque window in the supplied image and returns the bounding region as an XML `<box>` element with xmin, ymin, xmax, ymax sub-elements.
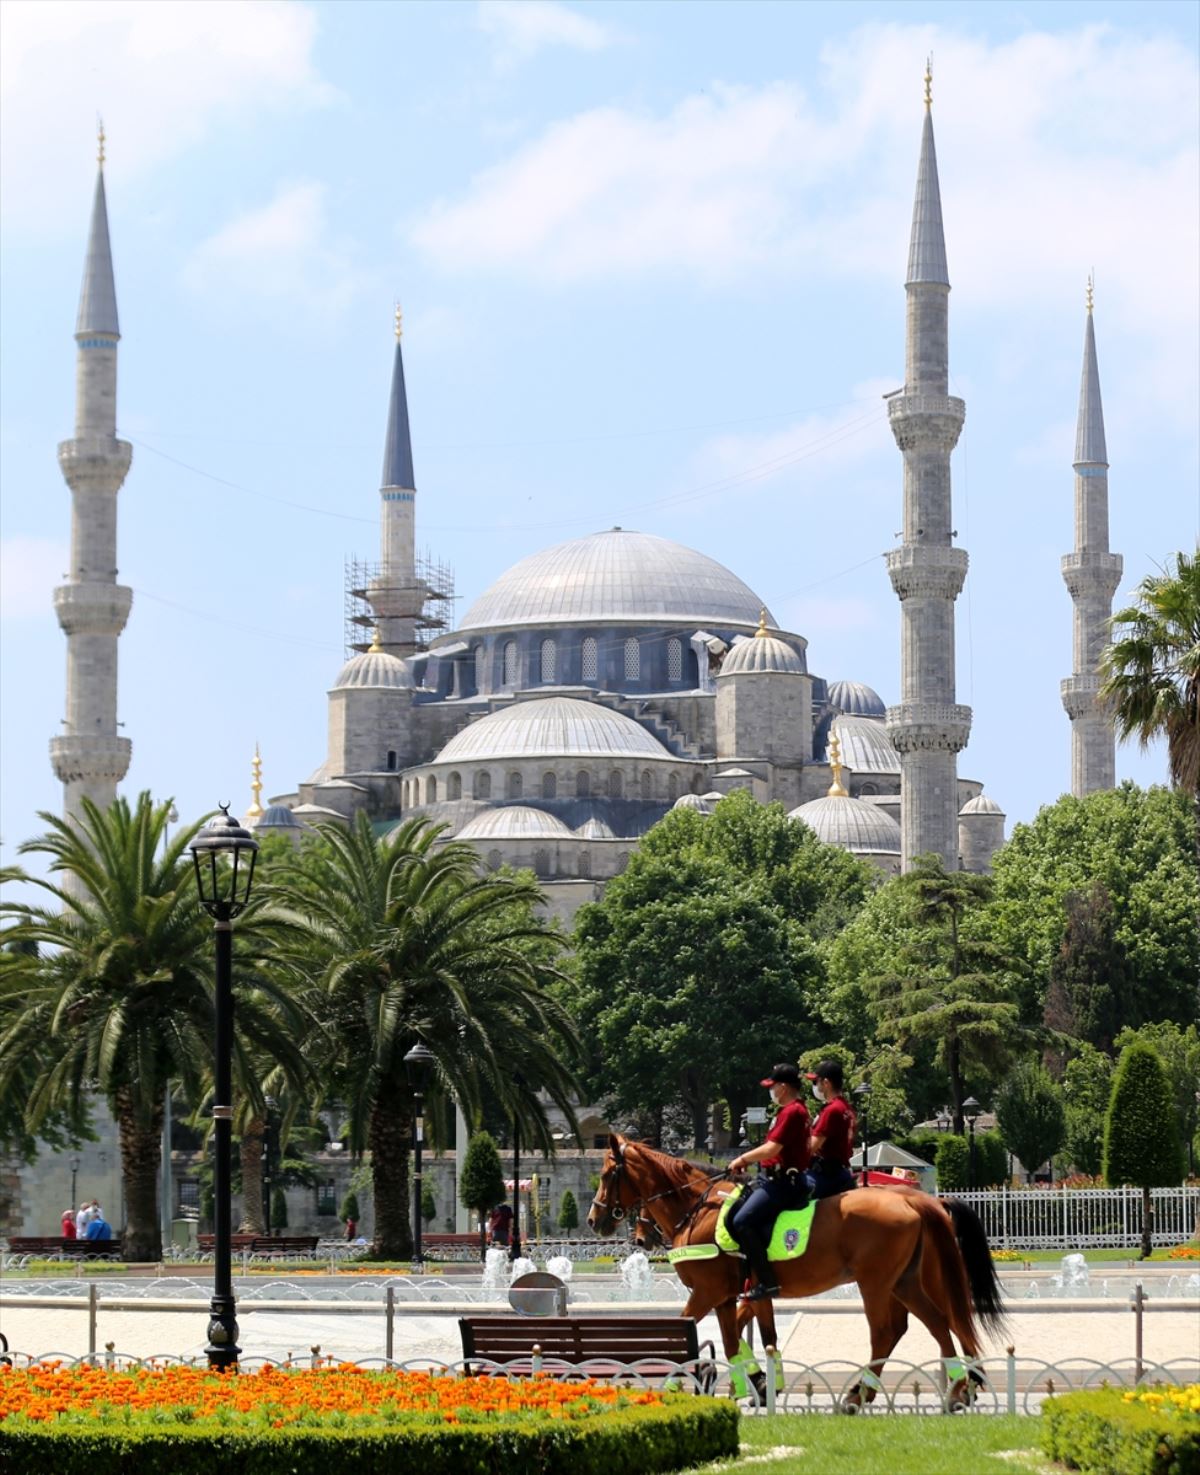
<box><xmin>668</xmin><ymin>638</ymin><xmax>683</xmax><ymax>683</ymax></box>
<box><xmin>581</xmin><ymin>636</ymin><xmax>598</xmax><ymax>682</ymax></box>
<box><xmin>576</xmin><ymin>769</ymin><xmax>590</xmax><ymax>797</ymax></box>
<box><xmin>609</xmin><ymin>770</ymin><xmax>623</xmax><ymax>798</ymax></box>
<box><xmin>667</xmin><ymin>773</ymin><xmax>678</xmax><ymax>801</ymax></box>
<box><xmin>503</xmin><ymin>640</ymin><xmax>518</xmax><ymax>687</ymax></box>
<box><xmin>859</xmin><ymin>783</ymin><xmax>878</xmax><ymax>796</ymax></box>
<box><xmin>578</xmin><ymin>851</ymin><xmax>591</xmax><ymax>879</ymax></box>
<box><xmin>401</xmin><ymin>780</ymin><xmax>409</xmax><ymax>807</ymax></box>
<box><xmin>474</xmin><ymin>645</ymin><xmax>485</xmax><ymax>694</ymax></box>
<box><xmin>533</xmin><ymin>848</ymin><xmax>551</xmax><ymax>879</ymax></box>
<box><xmin>540</xmin><ymin>638</ymin><xmax>556</xmax><ymax>683</ymax></box>
<box><xmin>487</xmin><ymin>850</ymin><xmax>502</xmax><ymax>872</ymax></box>
<box><xmin>624</xmin><ymin>637</ymin><xmax>640</xmax><ymax>681</ymax></box>
<box><xmin>386</xmin><ymin>750</ymin><xmax>397</xmax><ymax>771</ymax></box>
<box><xmin>447</xmin><ymin>771</ymin><xmax>462</xmax><ymax>800</ymax></box>
<box><xmin>474</xmin><ymin>771</ymin><xmax>491</xmax><ymax>800</ymax></box>
<box><xmin>542</xmin><ymin>771</ymin><xmax>557</xmax><ymax>799</ymax></box>
<box><xmin>507</xmin><ymin>772</ymin><xmax>523</xmax><ymax>799</ymax></box>
<box><xmin>425</xmin><ymin>775</ymin><xmax>437</xmax><ymax>804</ymax></box>
<box><xmin>640</xmin><ymin>769</ymin><xmax>653</xmax><ymax>800</ymax></box>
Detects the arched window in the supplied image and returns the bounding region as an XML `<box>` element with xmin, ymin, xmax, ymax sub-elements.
<box><xmin>581</xmin><ymin>636</ymin><xmax>598</xmax><ymax>682</ymax></box>
<box><xmin>667</xmin><ymin>773</ymin><xmax>678</xmax><ymax>801</ymax></box>
<box><xmin>447</xmin><ymin>771</ymin><xmax>462</xmax><ymax>801</ymax></box>
<box><xmin>614</xmin><ymin>851</ymin><xmax>629</xmax><ymax>875</ymax></box>
<box><xmin>533</xmin><ymin>849</ymin><xmax>551</xmax><ymax>879</ymax></box>
<box><xmin>609</xmin><ymin>770</ymin><xmax>623</xmax><ymax>798</ymax></box>
<box><xmin>692</xmin><ymin>773</ymin><xmax>704</xmax><ymax>793</ymax></box>
<box><xmin>486</xmin><ymin>849</ymin><xmax>502</xmax><ymax>872</ymax></box>
<box><xmin>503</xmin><ymin>640</ymin><xmax>518</xmax><ymax>687</ymax></box>
<box><xmin>402</xmin><ymin>779</ymin><xmax>409</xmax><ymax>807</ymax></box>
<box><xmin>624</xmin><ymin>637</ymin><xmax>640</xmax><ymax>681</ymax></box>
<box><xmin>540</xmin><ymin>637</ymin><xmax>556</xmax><ymax>683</ymax></box>
<box><xmin>473</xmin><ymin>644</ymin><xmax>485</xmax><ymax>694</ymax></box>
<box><xmin>576</xmin><ymin>769</ymin><xmax>591</xmax><ymax>798</ymax></box>
<box><xmin>474</xmin><ymin>771</ymin><xmax>491</xmax><ymax>800</ymax></box>
<box><xmin>578</xmin><ymin>851</ymin><xmax>591</xmax><ymax>879</ymax></box>
<box><xmin>425</xmin><ymin>775</ymin><xmax>437</xmax><ymax>804</ymax></box>
<box><xmin>542</xmin><ymin>771</ymin><xmax>557</xmax><ymax>799</ymax></box>
<box><xmin>640</xmin><ymin>769</ymin><xmax>653</xmax><ymax>800</ymax></box>
<box><xmin>859</xmin><ymin>783</ymin><xmax>878</xmax><ymax>796</ymax></box>
<box><xmin>507</xmin><ymin>771</ymin><xmax>523</xmax><ymax>800</ymax></box>
<box><xmin>667</xmin><ymin>638</ymin><xmax>683</xmax><ymax>683</ymax></box>
<box><xmin>386</xmin><ymin>750</ymin><xmax>397</xmax><ymax>771</ymax></box>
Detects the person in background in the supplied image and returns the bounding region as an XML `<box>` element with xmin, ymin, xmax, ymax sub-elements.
<box><xmin>61</xmin><ymin>1208</ymin><xmax>76</xmax><ymax>1240</ymax></box>
<box><xmin>84</xmin><ymin>1209</ymin><xmax>112</xmax><ymax>1241</ymax></box>
<box><xmin>488</xmin><ymin>1201</ymin><xmax>513</xmax><ymax>1247</ymax></box>
<box><xmin>344</xmin><ymin>1213</ymin><xmax>357</xmax><ymax>1241</ymax></box>
<box><xmin>75</xmin><ymin>1203</ymin><xmax>90</xmax><ymax>1237</ymax></box>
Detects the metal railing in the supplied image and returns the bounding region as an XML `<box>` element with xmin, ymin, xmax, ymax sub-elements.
<box><xmin>938</xmin><ymin>1186</ymin><xmax>1200</xmax><ymax>1249</ymax></box>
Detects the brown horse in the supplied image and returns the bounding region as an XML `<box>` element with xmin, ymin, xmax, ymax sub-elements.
<box><xmin>588</xmin><ymin>1135</ymin><xmax>1005</xmax><ymax>1406</ymax></box>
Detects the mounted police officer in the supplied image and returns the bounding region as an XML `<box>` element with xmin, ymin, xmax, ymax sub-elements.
<box><xmin>727</xmin><ymin>1062</ymin><xmax>811</xmax><ymax>1302</ymax></box>
<box><xmin>805</xmin><ymin>1059</ymin><xmax>858</xmax><ymax>1199</ymax></box>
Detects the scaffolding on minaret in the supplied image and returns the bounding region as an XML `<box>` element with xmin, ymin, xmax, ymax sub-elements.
<box><xmin>343</xmin><ymin>550</ymin><xmax>456</xmax><ymax>658</ymax></box>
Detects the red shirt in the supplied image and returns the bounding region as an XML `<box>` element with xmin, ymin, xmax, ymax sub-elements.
<box><xmin>766</xmin><ymin>1098</ymin><xmax>811</xmax><ymax>1171</ymax></box>
<box><xmin>813</xmin><ymin>1097</ymin><xmax>856</xmax><ymax>1167</ymax></box>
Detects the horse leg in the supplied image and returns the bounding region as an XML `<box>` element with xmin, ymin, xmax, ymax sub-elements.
<box><xmin>842</xmin><ymin>1285</ymin><xmax>905</xmax><ymax>1414</ymax></box>
<box><xmin>892</xmin><ymin>1262</ymin><xmax>974</xmax><ymax>1410</ymax></box>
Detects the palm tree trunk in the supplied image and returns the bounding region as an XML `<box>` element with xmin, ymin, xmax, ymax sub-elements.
<box><xmin>368</xmin><ymin>1097</ymin><xmax>413</xmax><ymax>1260</ymax></box>
<box><xmin>115</xmin><ymin>1085</ymin><xmax>163</xmax><ymax>1262</ymax></box>
<box><xmin>239</xmin><ymin>1117</ymin><xmax>266</xmax><ymax>1234</ymax></box>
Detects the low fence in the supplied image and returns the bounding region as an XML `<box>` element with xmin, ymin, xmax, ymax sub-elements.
<box><xmin>939</xmin><ymin>1186</ymin><xmax>1200</xmax><ymax>1250</ymax></box>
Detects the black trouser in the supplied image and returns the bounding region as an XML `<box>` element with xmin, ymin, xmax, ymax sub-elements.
<box><xmin>804</xmin><ymin>1161</ymin><xmax>856</xmax><ymax>1200</ymax></box>
<box><xmin>728</xmin><ymin>1172</ymin><xmax>807</xmax><ymax>1282</ymax></box>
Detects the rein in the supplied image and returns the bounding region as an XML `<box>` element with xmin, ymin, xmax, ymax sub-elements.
<box><xmin>593</xmin><ymin>1149</ymin><xmax>730</xmax><ymax>1237</ymax></box>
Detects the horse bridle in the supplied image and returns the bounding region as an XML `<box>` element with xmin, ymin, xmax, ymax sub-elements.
<box><xmin>592</xmin><ymin>1144</ymin><xmax>727</xmax><ymax>1237</ymax></box>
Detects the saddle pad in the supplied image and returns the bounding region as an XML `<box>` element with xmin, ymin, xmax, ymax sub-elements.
<box><xmin>715</xmin><ymin>1194</ymin><xmax>817</xmax><ymax>1261</ymax></box>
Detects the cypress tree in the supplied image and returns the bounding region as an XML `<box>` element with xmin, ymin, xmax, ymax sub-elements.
<box><xmin>1103</xmin><ymin>1042</ymin><xmax>1182</xmax><ymax>1258</ymax></box>
<box><xmin>558</xmin><ymin>1188</ymin><xmax>579</xmax><ymax>1232</ymax></box>
<box><xmin>460</xmin><ymin>1131</ymin><xmax>506</xmax><ymax>1260</ymax></box>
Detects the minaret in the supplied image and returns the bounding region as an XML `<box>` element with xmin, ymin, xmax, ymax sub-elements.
<box><xmin>50</xmin><ymin>125</ymin><xmax>133</xmax><ymax>822</ymax></box>
<box><xmin>367</xmin><ymin>305</ymin><xmax>423</xmax><ymax>655</ymax></box>
<box><xmin>884</xmin><ymin>65</ymin><xmax>971</xmax><ymax>870</ymax></box>
<box><xmin>1061</xmin><ymin>280</ymin><xmax>1122</xmax><ymax>794</ymax></box>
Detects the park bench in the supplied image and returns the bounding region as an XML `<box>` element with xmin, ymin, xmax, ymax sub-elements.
<box><xmin>7</xmin><ymin>1236</ymin><xmax>122</xmax><ymax>1259</ymax></box>
<box><xmin>458</xmin><ymin>1315</ymin><xmax>717</xmax><ymax>1391</ymax></box>
<box><xmin>197</xmin><ymin>1234</ymin><xmax>320</xmax><ymax>1257</ymax></box>
<box><xmin>424</xmin><ymin>1232</ymin><xmax>483</xmax><ymax>1256</ymax></box>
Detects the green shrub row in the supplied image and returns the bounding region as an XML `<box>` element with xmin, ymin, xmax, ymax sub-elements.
<box><xmin>1041</xmin><ymin>1388</ymin><xmax>1200</xmax><ymax>1475</ymax></box>
<box><xmin>0</xmin><ymin>1397</ymin><xmax>738</xmax><ymax>1475</ymax></box>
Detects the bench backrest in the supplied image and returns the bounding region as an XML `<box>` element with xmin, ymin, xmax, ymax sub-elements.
<box><xmin>459</xmin><ymin>1315</ymin><xmax>701</xmax><ymax>1364</ymax></box>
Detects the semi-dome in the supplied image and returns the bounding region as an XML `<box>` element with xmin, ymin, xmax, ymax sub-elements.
<box><xmin>789</xmin><ymin>795</ymin><xmax>902</xmax><ymax>853</ymax></box>
<box><xmin>254</xmin><ymin>804</ymin><xmax>302</xmax><ymax>829</ymax></box>
<box><xmin>960</xmin><ymin>793</ymin><xmax>1005</xmax><ymax>816</ymax></box>
<box><xmin>672</xmin><ymin>793</ymin><xmax>711</xmax><ymax>812</ymax></box>
<box><xmin>459</xmin><ymin>528</ymin><xmax>773</xmax><ymax>631</ymax></box>
<box><xmin>457</xmin><ymin>806</ymin><xmax>574</xmax><ymax>840</ymax></box>
<box><xmin>719</xmin><ymin>631</ymin><xmax>805</xmax><ymax>676</ymax></box>
<box><xmin>435</xmin><ymin>697</ymin><xmax>672</xmax><ymax>764</ymax></box>
<box><xmin>332</xmin><ymin>648</ymin><xmax>414</xmax><ymax>690</ymax></box>
<box><xmin>826</xmin><ymin>680</ymin><xmax>886</xmax><ymax>718</ymax></box>
<box><xmin>832</xmin><ymin>715</ymin><xmax>900</xmax><ymax>774</ymax></box>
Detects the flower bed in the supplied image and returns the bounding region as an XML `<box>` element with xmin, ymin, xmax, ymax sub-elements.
<box><xmin>1041</xmin><ymin>1384</ymin><xmax>1200</xmax><ymax>1475</ymax></box>
<box><xmin>0</xmin><ymin>1364</ymin><xmax>738</xmax><ymax>1475</ymax></box>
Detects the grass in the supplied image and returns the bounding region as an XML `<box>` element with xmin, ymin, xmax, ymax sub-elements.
<box><xmin>688</xmin><ymin>1413</ymin><xmax>1045</xmax><ymax>1474</ymax></box>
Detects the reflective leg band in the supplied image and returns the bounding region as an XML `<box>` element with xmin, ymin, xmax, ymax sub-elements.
<box><xmin>945</xmin><ymin>1358</ymin><xmax>967</xmax><ymax>1383</ymax></box>
<box><xmin>730</xmin><ymin>1338</ymin><xmax>761</xmax><ymax>1398</ymax></box>
<box><xmin>859</xmin><ymin>1369</ymin><xmax>884</xmax><ymax>1392</ymax></box>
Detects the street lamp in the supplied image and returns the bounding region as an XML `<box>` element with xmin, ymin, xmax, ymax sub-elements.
<box><xmin>262</xmin><ymin>1096</ymin><xmax>277</xmax><ymax>1237</ymax></box>
<box><xmin>189</xmin><ymin>804</ymin><xmax>259</xmax><ymax>1370</ymax></box>
<box><xmin>403</xmin><ymin>1042</ymin><xmax>436</xmax><ymax>1269</ymax></box>
<box><xmin>69</xmin><ymin>1156</ymin><xmax>80</xmax><ymax>1211</ymax></box>
<box><xmin>853</xmin><ymin>1082</ymin><xmax>871</xmax><ymax>1186</ymax></box>
<box><xmin>936</xmin><ymin>1108</ymin><xmax>952</xmax><ymax>1133</ymax></box>
<box><xmin>963</xmin><ymin>1097</ymin><xmax>982</xmax><ymax>1190</ymax></box>
<box><xmin>509</xmin><ymin>1072</ymin><xmax>525</xmax><ymax>1263</ymax></box>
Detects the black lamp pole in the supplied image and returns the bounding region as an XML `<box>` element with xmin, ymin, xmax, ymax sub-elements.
<box><xmin>854</xmin><ymin>1082</ymin><xmax>871</xmax><ymax>1186</ymax></box>
<box><xmin>262</xmin><ymin>1096</ymin><xmax>276</xmax><ymax>1237</ymax></box>
<box><xmin>69</xmin><ymin>1157</ymin><xmax>80</xmax><ymax>1213</ymax></box>
<box><xmin>510</xmin><ymin>1072</ymin><xmax>525</xmax><ymax>1263</ymax></box>
<box><xmin>403</xmin><ymin>1042</ymin><xmax>435</xmax><ymax>1269</ymax></box>
<box><xmin>963</xmin><ymin>1097</ymin><xmax>981</xmax><ymax>1190</ymax></box>
<box><xmin>189</xmin><ymin>805</ymin><xmax>258</xmax><ymax>1371</ymax></box>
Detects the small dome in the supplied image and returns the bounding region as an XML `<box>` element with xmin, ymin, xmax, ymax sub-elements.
<box><xmin>575</xmin><ymin>815</ymin><xmax>616</xmax><ymax>840</ymax></box>
<box><xmin>457</xmin><ymin>806</ymin><xmax>574</xmax><ymax>840</ymax></box>
<box><xmin>827</xmin><ymin>680</ymin><xmax>886</xmax><ymax>718</ymax></box>
<box><xmin>332</xmin><ymin>648</ymin><xmax>414</xmax><ymax>691</ymax></box>
<box><xmin>719</xmin><ymin>634</ymin><xmax>805</xmax><ymax>676</ymax></box>
<box><xmin>832</xmin><ymin>715</ymin><xmax>900</xmax><ymax>774</ymax></box>
<box><xmin>253</xmin><ymin>804</ymin><xmax>301</xmax><ymax>829</ymax></box>
<box><xmin>435</xmin><ymin>696</ymin><xmax>671</xmax><ymax>763</ymax></box>
<box><xmin>960</xmin><ymin>794</ymin><xmax>1005</xmax><ymax>817</ymax></box>
<box><xmin>789</xmin><ymin>795</ymin><xmax>901</xmax><ymax>853</ymax></box>
<box><xmin>672</xmin><ymin>793</ymin><xmax>710</xmax><ymax>812</ymax></box>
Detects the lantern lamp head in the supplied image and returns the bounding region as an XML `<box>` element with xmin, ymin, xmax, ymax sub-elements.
<box><xmin>403</xmin><ymin>1040</ymin><xmax>436</xmax><ymax>1096</ymax></box>
<box><xmin>188</xmin><ymin>804</ymin><xmax>259</xmax><ymax>918</ymax></box>
<box><xmin>963</xmin><ymin>1096</ymin><xmax>982</xmax><ymax>1122</ymax></box>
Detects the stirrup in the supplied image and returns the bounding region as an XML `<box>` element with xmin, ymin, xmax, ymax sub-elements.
<box><xmin>740</xmin><ymin>1281</ymin><xmax>780</xmax><ymax>1303</ymax></box>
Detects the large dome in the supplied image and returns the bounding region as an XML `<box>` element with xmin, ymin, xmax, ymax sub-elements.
<box><xmin>832</xmin><ymin>715</ymin><xmax>900</xmax><ymax>774</ymax></box>
<box><xmin>459</xmin><ymin>528</ymin><xmax>773</xmax><ymax>631</ymax></box>
<box><xmin>435</xmin><ymin>696</ymin><xmax>672</xmax><ymax>764</ymax></box>
<box><xmin>789</xmin><ymin>795</ymin><xmax>902</xmax><ymax>853</ymax></box>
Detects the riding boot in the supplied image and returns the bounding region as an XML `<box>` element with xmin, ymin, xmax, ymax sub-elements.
<box><xmin>738</xmin><ymin>1230</ymin><xmax>779</xmax><ymax>1302</ymax></box>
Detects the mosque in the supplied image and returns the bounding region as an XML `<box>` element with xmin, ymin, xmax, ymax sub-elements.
<box><xmin>54</xmin><ymin>79</ymin><xmax>1120</xmax><ymax>928</ymax></box>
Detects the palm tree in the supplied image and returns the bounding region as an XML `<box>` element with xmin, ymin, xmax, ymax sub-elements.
<box><xmin>0</xmin><ymin>794</ymin><xmax>306</xmax><ymax>1260</ymax></box>
<box><xmin>1100</xmin><ymin>550</ymin><xmax>1200</xmax><ymax>799</ymax></box>
<box><xmin>262</xmin><ymin>814</ymin><xmax>581</xmax><ymax>1260</ymax></box>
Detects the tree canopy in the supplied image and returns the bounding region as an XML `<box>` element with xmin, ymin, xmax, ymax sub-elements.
<box><xmin>995</xmin><ymin>1059</ymin><xmax>1066</xmax><ymax>1182</ymax></box>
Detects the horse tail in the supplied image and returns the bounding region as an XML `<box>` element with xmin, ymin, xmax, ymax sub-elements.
<box><xmin>909</xmin><ymin>1193</ymin><xmax>981</xmax><ymax>1351</ymax></box>
<box><xmin>945</xmin><ymin>1198</ymin><xmax>1008</xmax><ymax>1338</ymax></box>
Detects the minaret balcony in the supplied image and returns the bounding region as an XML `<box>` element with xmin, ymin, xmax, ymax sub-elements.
<box><xmin>885</xmin><ymin>545</ymin><xmax>968</xmax><ymax>600</ymax></box>
<box><xmin>57</xmin><ymin>435</ymin><xmax>132</xmax><ymax>493</ymax></box>
<box><xmin>54</xmin><ymin>582</ymin><xmax>132</xmax><ymax>636</ymax></box>
<box><xmin>887</xmin><ymin>393</ymin><xmax>965</xmax><ymax>452</ymax></box>
<box><xmin>50</xmin><ymin>734</ymin><xmax>132</xmax><ymax>785</ymax></box>
<box><xmin>885</xmin><ymin>702</ymin><xmax>972</xmax><ymax>755</ymax></box>
<box><xmin>1061</xmin><ymin>551</ymin><xmax>1123</xmax><ymax>601</ymax></box>
<box><xmin>1060</xmin><ymin>675</ymin><xmax>1104</xmax><ymax>721</ymax></box>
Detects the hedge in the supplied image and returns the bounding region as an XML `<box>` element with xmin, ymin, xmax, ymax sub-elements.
<box><xmin>1041</xmin><ymin>1387</ymin><xmax>1200</xmax><ymax>1475</ymax></box>
<box><xmin>0</xmin><ymin>1398</ymin><xmax>738</xmax><ymax>1475</ymax></box>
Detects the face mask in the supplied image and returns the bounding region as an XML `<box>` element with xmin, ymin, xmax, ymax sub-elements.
<box><xmin>812</xmin><ymin>1083</ymin><xmax>824</xmax><ymax>1101</ymax></box>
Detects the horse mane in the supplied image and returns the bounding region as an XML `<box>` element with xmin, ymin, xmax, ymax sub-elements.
<box><xmin>626</xmin><ymin>1140</ymin><xmax>726</xmax><ymax>1188</ymax></box>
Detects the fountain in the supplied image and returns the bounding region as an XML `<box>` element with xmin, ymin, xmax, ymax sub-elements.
<box><xmin>510</xmin><ymin>1255</ymin><xmax>537</xmax><ymax>1284</ymax></box>
<box><xmin>620</xmin><ymin>1250</ymin><xmax>655</xmax><ymax>1299</ymax></box>
<box><xmin>481</xmin><ymin>1248</ymin><xmax>508</xmax><ymax>1294</ymax></box>
<box><xmin>1054</xmin><ymin>1253</ymin><xmax>1090</xmax><ymax>1294</ymax></box>
<box><xmin>546</xmin><ymin>1255</ymin><xmax>573</xmax><ymax>1284</ymax></box>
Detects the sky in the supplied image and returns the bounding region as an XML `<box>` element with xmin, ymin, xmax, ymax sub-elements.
<box><xmin>1</xmin><ymin>0</ymin><xmax>1197</xmax><ymax>884</ymax></box>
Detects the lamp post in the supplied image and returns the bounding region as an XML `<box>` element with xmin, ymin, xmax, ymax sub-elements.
<box><xmin>854</xmin><ymin>1082</ymin><xmax>871</xmax><ymax>1186</ymax></box>
<box><xmin>510</xmin><ymin>1072</ymin><xmax>525</xmax><ymax>1264</ymax></box>
<box><xmin>69</xmin><ymin>1156</ymin><xmax>80</xmax><ymax>1211</ymax></box>
<box><xmin>403</xmin><ymin>1043</ymin><xmax>435</xmax><ymax>1268</ymax></box>
<box><xmin>189</xmin><ymin>804</ymin><xmax>258</xmax><ymax>1370</ymax></box>
<box><xmin>262</xmin><ymin>1096</ymin><xmax>277</xmax><ymax>1237</ymax></box>
<box><xmin>963</xmin><ymin>1097</ymin><xmax>982</xmax><ymax>1190</ymax></box>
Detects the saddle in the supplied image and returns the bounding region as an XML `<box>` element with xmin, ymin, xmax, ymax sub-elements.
<box><xmin>713</xmin><ymin>1191</ymin><xmax>818</xmax><ymax>1262</ymax></box>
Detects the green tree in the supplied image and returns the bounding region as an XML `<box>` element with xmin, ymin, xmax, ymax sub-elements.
<box><xmin>557</xmin><ymin>1188</ymin><xmax>579</xmax><ymax>1232</ymax></box>
<box><xmin>460</xmin><ymin>1130</ymin><xmax>506</xmax><ymax>1258</ymax></box>
<box><xmin>934</xmin><ymin>1135</ymin><xmax>970</xmax><ymax>1191</ymax></box>
<box><xmin>975</xmin><ymin>1130</ymin><xmax>1009</xmax><ymax>1188</ymax></box>
<box><xmin>995</xmin><ymin>1059</ymin><xmax>1067</xmax><ymax>1183</ymax></box>
<box><xmin>1062</xmin><ymin>1045</ymin><xmax>1114</xmax><ymax>1177</ymax></box>
<box><xmin>1043</xmin><ymin>882</ymin><xmax>1133</xmax><ymax>1057</ymax></box>
<box><xmin>1113</xmin><ymin>1021</ymin><xmax>1200</xmax><ymax>1176</ymax></box>
<box><xmin>0</xmin><ymin>795</ymin><xmax>302</xmax><ymax>1261</ymax></box>
<box><xmin>1103</xmin><ymin>1041</ymin><xmax>1183</xmax><ymax>1257</ymax></box>
<box><xmin>263</xmin><ymin>816</ymin><xmax>581</xmax><ymax>1260</ymax></box>
<box><xmin>271</xmin><ymin>1184</ymin><xmax>288</xmax><ymax>1230</ymax></box>
<box><xmin>340</xmin><ymin>1191</ymin><xmax>361</xmax><ymax>1224</ymax></box>
<box><xmin>421</xmin><ymin>1181</ymin><xmax>436</xmax><ymax>1224</ymax></box>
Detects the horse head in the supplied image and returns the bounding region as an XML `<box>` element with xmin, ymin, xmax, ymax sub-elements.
<box><xmin>587</xmin><ymin>1134</ymin><xmax>641</xmax><ymax>1236</ymax></box>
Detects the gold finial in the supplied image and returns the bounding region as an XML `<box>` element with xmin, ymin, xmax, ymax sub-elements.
<box><xmin>394</xmin><ymin>302</ymin><xmax>403</xmax><ymax>340</ymax></box>
<box><xmin>369</xmin><ymin>627</ymin><xmax>383</xmax><ymax>653</ymax></box>
<box><xmin>247</xmin><ymin>742</ymin><xmax>264</xmax><ymax>820</ymax></box>
<box><xmin>754</xmin><ymin>608</ymin><xmax>769</xmax><ymax>639</ymax></box>
<box><xmin>924</xmin><ymin>56</ymin><xmax>933</xmax><ymax>110</ymax></box>
<box><xmin>1086</xmin><ymin>272</ymin><xmax>1094</xmax><ymax>315</ymax></box>
<box><xmin>827</xmin><ymin>728</ymin><xmax>849</xmax><ymax>798</ymax></box>
<box><xmin>97</xmin><ymin>118</ymin><xmax>106</xmax><ymax>167</ymax></box>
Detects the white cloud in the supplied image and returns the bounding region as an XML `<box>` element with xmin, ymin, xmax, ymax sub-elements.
<box><xmin>0</xmin><ymin>0</ymin><xmax>332</xmax><ymax>228</ymax></box>
<box><xmin>183</xmin><ymin>182</ymin><xmax>363</xmax><ymax>318</ymax></box>
<box><xmin>477</xmin><ymin>1</ymin><xmax>614</xmax><ymax>67</ymax></box>
<box><xmin>0</xmin><ymin>536</ymin><xmax>67</xmax><ymax>618</ymax></box>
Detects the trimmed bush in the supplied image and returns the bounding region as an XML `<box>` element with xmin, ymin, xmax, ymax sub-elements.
<box><xmin>340</xmin><ymin>1191</ymin><xmax>360</xmax><ymax>1223</ymax></box>
<box><xmin>558</xmin><ymin>1188</ymin><xmax>579</xmax><ymax>1232</ymax></box>
<box><xmin>935</xmin><ymin>1134</ymin><xmax>970</xmax><ymax>1190</ymax></box>
<box><xmin>1042</xmin><ymin>1386</ymin><xmax>1200</xmax><ymax>1475</ymax></box>
<box><xmin>1105</xmin><ymin>1043</ymin><xmax>1184</xmax><ymax>1258</ymax></box>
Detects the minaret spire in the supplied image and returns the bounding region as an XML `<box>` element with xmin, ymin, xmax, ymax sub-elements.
<box><xmin>1061</xmin><ymin>281</ymin><xmax>1122</xmax><ymax>794</ymax></box>
<box><xmin>367</xmin><ymin>304</ymin><xmax>422</xmax><ymax>654</ymax></box>
<box><xmin>51</xmin><ymin>136</ymin><xmax>133</xmax><ymax>829</ymax></box>
<box><xmin>885</xmin><ymin>71</ymin><xmax>971</xmax><ymax>870</ymax></box>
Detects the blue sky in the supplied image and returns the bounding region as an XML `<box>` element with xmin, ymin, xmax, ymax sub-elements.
<box><xmin>1</xmin><ymin>0</ymin><xmax>1196</xmax><ymax>880</ymax></box>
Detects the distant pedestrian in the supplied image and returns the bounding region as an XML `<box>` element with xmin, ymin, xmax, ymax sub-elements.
<box><xmin>344</xmin><ymin>1215</ymin><xmax>357</xmax><ymax>1241</ymax></box>
<box><xmin>75</xmin><ymin>1203</ymin><xmax>90</xmax><ymax>1237</ymax></box>
<box><xmin>61</xmin><ymin>1209</ymin><xmax>76</xmax><ymax>1240</ymax></box>
<box><xmin>488</xmin><ymin>1201</ymin><xmax>513</xmax><ymax>1247</ymax></box>
<box><xmin>84</xmin><ymin>1212</ymin><xmax>112</xmax><ymax>1242</ymax></box>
